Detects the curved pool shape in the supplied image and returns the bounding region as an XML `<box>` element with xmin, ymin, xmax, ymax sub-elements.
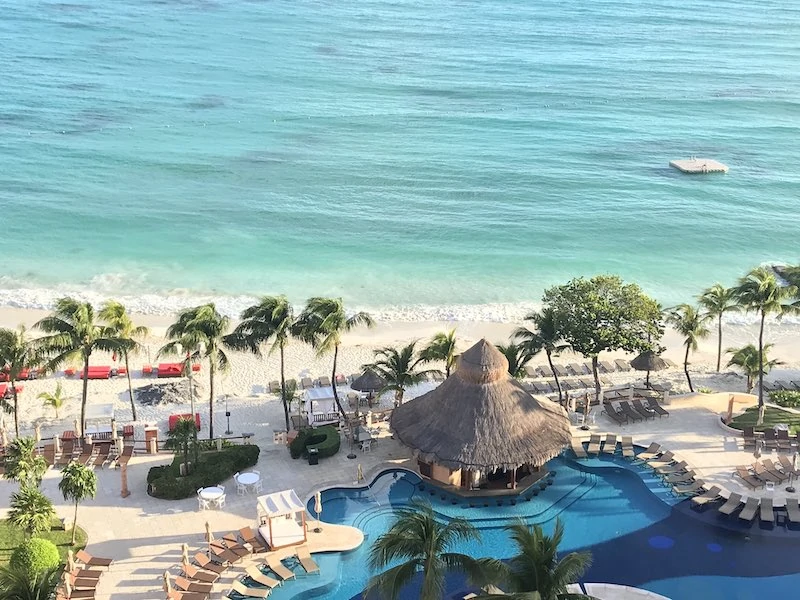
<box><xmin>260</xmin><ymin>454</ymin><xmax>800</xmax><ymax>600</ymax></box>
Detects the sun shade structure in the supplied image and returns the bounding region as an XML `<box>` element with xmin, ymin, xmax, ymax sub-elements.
<box><xmin>390</xmin><ymin>339</ymin><xmax>571</xmax><ymax>492</ymax></box>
<box><xmin>630</xmin><ymin>351</ymin><xmax>668</xmax><ymax>387</ymax></box>
<box><xmin>256</xmin><ymin>489</ymin><xmax>307</xmax><ymax>549</ymax></box>
<box><xmin>350</xmin><ymin>368</ymin><xmax>387</xmax><ymax>392</ymax></box>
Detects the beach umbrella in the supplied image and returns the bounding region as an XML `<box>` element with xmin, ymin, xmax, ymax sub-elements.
<box><xmin>181</xmin><ymin>543</ymin><xmax>190</xmax><ymax>566</ymax></box>
<box><xmin>162</xmin><ymin>571</ymin><xmax>172</xmax><ymax>594</ymax></box>
<box><xmin>205</xmin><ymin>522</ymin><xmax>214</xmax><ymax>543</ymax></box>
<box><xmin>351</xmin><ymin>369</ymin><xmax>387</xmax><ymax>396</ymax></box>
<box><xmin>630</xmin><ymin>351</ymin><xmax>668</xmax><ymax>387</ymax></box>
<box><xmin>314</xmin><ymin>491</ymin><xmax>323</xmax><ymax>532</ymax></box>
<box><xmin>357</xmin><ymin>463</ymin><xmax>364</xmax><ymax>483</ymax></box>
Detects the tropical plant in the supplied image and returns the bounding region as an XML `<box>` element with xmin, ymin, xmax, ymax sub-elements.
<box><xmin>515</xmin><ymin>308</ymin><xmax>570</xmax><ymax>403</ymax></box>
<box><xmin>225</xmin><ymin>296</ymin><xmax>297</xmax><ymax>432</ymax></box>
<box><xmin>295</xmin><ymin>298</ymin><xmax>374</xmax><ymax>419</ymax></box>
<box><xmin>478</xmin><ymin>519</ymin><xmax>592</xmax><ymax>600</ymax></box>
<box><xmin>159</xmin><ymin>303</ymin><xmax>231</xmax><ymax>439</ymax></box>
<box><xmin>37</xmin><ymin>382</ymin><xmax>68</xmax><ymax>419</ymax></box>
<box><xmin>3</xmin><ymin>437</ymin><xmax>47</xmax><ymax>488</ymax></box>
<box><xmin>0</xmin><ymin>326</ymin><xmax>42</xmax><ymax>437</ymax></box>
<box><xmin>364</xmin><ymin>500</ymin><xmax>501</xmax><ymax>600</ymax></box>
<box><xmin>419</xmin><ymin>329</ymin><xmax>458</xmax><ymax>378</ymax></box>
<box><xmin>543</xmin><ymin>276</ymin><xmax>663</xmax><ymax>403</ymax></box>
<box><xmin>698</xmin><ymin>284</ymin><xmax>739</xmax><ymax>372</ymax></box>
<box><xmin>0</xmin><ymin>565</ymin><xmax>60</xmax><ymax>600</ymax></box>
<box><xmin>58</xmin><ymin>461</ymin><xmax>98</xmax><ymax>545</ymax></box>
<box><xmin>8</xmin><ymin>486</ymin><xmax>56</xmax><ymax>538</ymax></box>
<box><xmin>164</xmin><ymin>417</ymin><xmax>197</xmax><ymax>476</ymax></box>
<box><xmin>496</xmin><ymin>341</ymin><xmax>536</xmax><ymax>379</ymax></box>
<box><xmin>733</xmin><ymin>267</ymin><xmax>799</xmax><ymax>408</ymax></box>
<box><xmin>726</xmin><ymin>344</ymin><xmax>781</xmax><ymax>392</ymax></box>
<box><xmin>98</xmin><ymin>300</ymin><xmax>149</xmax><ymax>421</ymax></box>
<box><xmin>665</xmin><ymin>304</ymin><xmax>711</xmax><ymax>393</ymax></box>
<box><xmin>8</xmin><ymin>538</ymin><xmax>60</xmax><ymax>579</ymax></box>
<box><xmin>365</xmin><ymin>342</ymin><xmax>434</xmax><ymax>406</ymax></box>
<box><xmin>34</xmin><ymin>298</ymin><xmax>130</xmax><ymax>437</ymax></box>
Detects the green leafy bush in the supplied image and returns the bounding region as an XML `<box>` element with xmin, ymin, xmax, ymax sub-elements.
<box><xmin>9</xmin><ymin>538</ymin><xmax>60</xmax><ymax>577</ymax></box>
<box><xmin>305</xmin><ymin>426</ymin><xmax>341</xmax><ymax>459</ymax></box>
<box><xmin>147</xmin><ymin>444</ymin><xmax>260</xmax><ymax>500</ymax></box>
<box><xmin>289</xmin><ymin>430</ymin><xmax>309</xmax><ymax>459</ymax></box>
<box><xmin>770</xmin><ymin>390</ymin><xmax>800</xmax><ymax>408</ymax></box>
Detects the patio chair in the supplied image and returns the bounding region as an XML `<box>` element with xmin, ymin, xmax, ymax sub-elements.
<box><xmin>762</xmin><ymin>459</ymin><xmax>790</xmax><ymax>482</ymax></box>
<box><xmin>245</xmin><ymin>565</ymin><xmax>281</xmax><ymax>589</ymax></box>
<box><xmin>619</xmin><ymin>401</ymin><xmax>643</xmax><ymax>423</ymax></box>
<box><xmin>75</xmin><ymin>550</ymin><xmax>112</xmax><ymax>570</ymax></box>
<box><xmin>222</xmin><ymin>533</ymin><xmax>251</xmax><ymax>557</ymax></box>
<box><xmin>614</xmin><ymin>359</ymin><xmax>632</xmax><ymax>372</ymax></box>
<box><xmin>571</xmin><ymin>439</ymin><xmax>588</xmax><ymax>459</ymax></box>
<box><xmin>621</xmin><ymin>436</ymin><xmax>635</xmax><ymax>459</ymax></box>
<box><xmin>598</xmin><ymin>360</ymin><xmax>616</xmax><ymax>374</ymax></box>
<box><xmin>567</xmin><ymin>363</ymin><xmax>587</xmax><ymax>376</ymax></box>
<box><xmin>533</xmin><ymin>381</ymin><xmax>553</xmax><ymax>394</ymax></box>
<box><xmin>301</xmin><ymin>377</ymin><xmax>314</xmax><ymax>390</ymax></box>
<box><xmin>691</xmin><ymin>485</ymin><xmax>722</xmax><ymax>507</ymax></box>
<box><xmin>603</xmin><ymin>404</ymin><xmax>627</xmax><ymax>426</ymax></box>
<box><xmin>759</xmin><ymin>497</ymin><xmax>775</xmax><ymax>523</ymax></box>
<box><xmin>644</xmin><ymin>398</ymin><xmax>669</xmax><ymax>417</ymax></box>
<box><xmin>175</xmin><ymin>576</ymin><xmax>213</xmax><ymax>594</ymax></box>
<box><xmin>239</xmin><ymin>527</ymin><xmax>268</xmax><ymax>553</ymax></box>
<box><xmin>778</xmin><ymin>455</ymin><xmax>800</xmax><ymax>477</ymax></box>
<box><xmin>64</xmin><ymin>572</ymin><xmax>98</xmax><ymax>591</ymax></box>
<box><xmin>761</xmin><ymin>380</ymin><xmax>777</xmax><ymax>392</ymax></box>
<box><xmin>523</xmin><ymin>365</ymin><xmax>538</xmax><ymax>378</ymax></box>
<box><xmin>776</xmin><ymin>380</ymin><xmax>793</xmax><ymax>391</ymax></box>
<box><xmin>215</xmin><ymin>493</ymin><xmax>226</xmax><ymax>509</ymax></box>
<box><xmin>182</xmin><ymin>563</ymin><xmax>219</xmax><ymax>583</ymax></box>
<box><xmin>664</xmin><ymin>469</ymin><xmax>696</xmax><ymax>485</ymax></box>
<box><xmin>317</xmin><ymin>375</ymin><xmax>331</xmax><ymax>387</ymax></box>
<box><xmin>197</xmin><ymin>489</ymin><xmax>210</xmax><ymax>511</ymax></box>
<box><xmin>586</xmin><ymin>434</ymin><xmax>602</xmax><ymax>455</ymax></box>
<box><xmin>738</xmin><ymin>497</ymin><xmax>759</xmax><ymax>521</ymax></box>
<box><xmin>232</xmin><ymin>580</ymin><xmax>270</xmax><ymax>598</ymax></box>
<box><xmin>335</xmin><ymin>374</ymin><xmax>348</xmax><ymax>386</ymax></box>
<box><xmin>268</xmin><ymin>381</ymin><xmax>281</xmax><ymax>394</ymax></box>
<box><xmin>536</xmin><ymin>365</ymin><xmax>553</xmax><ymax>377</ymax></box>
<box><xmin>785</xmin><ymin>498</ymin><xmax>800</xmax><ymax>524</ymax></box>
<box><xmin>655</xmin><ymin>460</ymin><xmax>688</xmax><ymax>475</ymax></box>
<box><xmin>763</xmin><ymin>429</ymin><xmax>778</xmax><ymax>449</ymax></box>
<box><xmin>235</xmin><ymin>473</ymin><xmax>247</xmax><ymax>496</ymax></box>
<box><xmin>295</xmin><ymin>545</ymin><xmax>320</xmax><ymax>575</ymax></box>
<box><xmin>552</xmin><ymin>364</ymin><xmax>570</xmax><ymax>378</ymax></box>
<box><xmin>601</xmin><ymin>434</ymin><xmax>618</xmax><ymax>454</ymax></box>
<box><xmin>672</xmin><ymin>479</ymin><xmax>705</xmax><ymax>496</ymax></box>
<box><xmin>521</xmin><ymin>381</ymin><xmax>536</xmax><ymax>393</ymax></box>
<box><xmin>209</xmin><ymin>541</ymin><xmax>240</xmax><ymax>564</ymax></box>
<box><xmin>636</xmin><ymin>442</ymin><xmax>662</xmax><ymax>461</ymax></box>
<box><xmin>194</xmin><ymin>553</ymin><xmax>227</xmax><ymax>574</ymax></box>
<box><xmin>776</xmin><ymin>429</ymin><xmax>792</xmax><ymax>451</ymax></box>
<box><xmin>646</xmin><ymin>451</ymin><xmax>675</xmax><ymax>468</ymax></box>
<box><xmin>717</xmin><ymin>492</ymin><xmax>744</xmax><ymax>516</ymax></box>
<box><xmin>631</xmin><ymin>399</ymin><xmax>656</xmax><ymax>420</ymax></box>
<box><xmin>265</xmin><ymin>554</ymin><xmax>296</xmax><ymax>581</ymax></box>
<box><xmin>741</xmin><ymin>426</ymin><xmax>756</xmax><ymax>448</ymax></box>
<box><xmin>752</xmin><ymin>461</ymin><xmax>782</xmax><ymax>484</ymax></box>
<box><xmin>735</xmin><ymin>466</ymin><xmax>764</xmax><ymax>490</ymax></box>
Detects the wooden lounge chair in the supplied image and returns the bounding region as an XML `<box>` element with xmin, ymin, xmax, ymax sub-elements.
<box><xmin>268</xmin><ymin>381</ymin><xmax>281</xmax><ymax>393</ymax></box>
<box><xmin>265</xmin><ymin>555</ymin><xmax>295</xmax><ymax>581</ymax></box>
<box><xmin>523</xmin><ymin>365</ymin><xmax>538</xmax><ymax>379</ymax></box>
<box><xmin>245</xmin><ymin>565</ymin><xmax>281</xmax><ymax>589</ymax></box>
<box><xmin>631</xmin><ymin>399</ymin><xmax>656</xmax><ymax>420</ymax></box>
<box><xmin>752</xmin><ymin>461</ymin><xmax>782</xmax><ymax>484</ymax></box>
<box><xmin>645</xmin><ymin>398</ymin><xmax>669</xmax><ymax>417</ymax></box>
<box><xmin>741</xmin><ymin>426</ymin><xmax>756</xmax><ymax>448</ymax></box>
<box><xmin>785</xmin><ymin>498</ymin><xmax>800</xmax><ymax>524</ymax></box>
<box><xmin>586</xmin><ymin>434</ymin><xmax>602</xmax><ymax>455</ymax></box>
<box><xmin>552</xmin><ymin>364</ymin><xmax>569</xmax><ymax>378</ymax></box>
<box><xmin>738</xmin><ymin>497</ymin><xmax>759</xmax><ymax>521</ymax></box>
<box><xmin>691</xmin><ymin>485</ymin><xmax>721</xmax><ymax>506</ymax></box>
<box><xmin>598</xmin><ymin>360</ymin><xmax>616</xmax><ymax>374</ymax></box>
<box><xmin>76</xmin><ymin>550</ymin><xmax>112</xmax><ymax>570</ymax></box>
<box><xmin>222</xmin><ymin>533</ymin><xmax>251</xmax><ymax>557</ymax></box>
<box><xmin>718</xmin><ymin>492</ymin><xmax>744</xmax><ymax>516</ymax></box>
<box><xmin>614</xmin><ymin>359</ymin><xmax>631</xmax><ymax>372</ymax></box>
<box><xmin>194</xmin><ymin>553</ymin><xmax>227</xmax><ymax>574</ymax></box>
<box><xmin>68</xmin><ymin>567</ymin><xmax>102</xmax><ymax>580</ymax></box>
<box><xmin>778</xmin><ymin>455</ymin><xmax>800</xmax><ymax>477</ymax></box>
<box><xmin>620</xmin><ymin>436</ymin><xmax>635</xmax><ymax>459</ymax></box>
<box><xmin>317</xmin><ymin>375</ymin><xmax>331</xmax><ymax>387</ymax></box>
<box><xmin>655</xmin><ymin>460</ymin><xmax>688</xmax><ymax>475</ymax></box>
<box><xmin>175</xmin><ymin>576</ymin><xmax>213</xmax><ymax>594</ymax></box>
<box><xmin>571</xmin><ymin>439</ymin><xmax>588</xmax><ymax>459</ymax></box>
<box><xmin>210</xmin><ymin>541</ymin><xmax>241</xmax><ymax>564</ymax></box>
<box><xmin>762</xmin><ymin>429</ymin><xmax>778</xmax><ymax>449</ymax></box>
<box><xmin>301</xmin><ymin>377</ymin><xmax>314</xmax><ymax>389</ymax></box>
<box><xmin>601</xmin><ymin>434</ymin><xmax>617</xmax><ymax>454</ymax></box>
<box><xmin>776</xmin><ymin>429</ymin><xmax>792</xmax><ymax>451</ymax></box>
<box><xmin>232</xmin><ymin>580</ymin><xmax>270</xmax><ymax>598</ymax></box>
<box><xmin>776</xmin><ymin>380</ymin><xmax>793</xmax><ymax>391</ymax></box>
<box><xmin>59</xmin><ymin>583</ymin><xmax>95</xmax><ymax>600</ymax></box>
<box><xmin>672</xmin><ymin>480</ymin><xmax>705</xmax><ymax>496</ymax></box>
<box><xmin>760</xmin><ymin>497</ymin><xmax>774</xmax><ymax>523</ymax></box>
<box><xmin>567</xmin><ymin>363</ymin><xmax>586</xmax><ymax>376</ymax></box>
<box><xmin>182</xmin><ymin>562</ymin><xmax>219</xmax><ymax>583</ymax></box>
<box><xmin>761</xmin><ymin>380</ymin><xmax>777</xmax><ymax>392</ymax></box>
<box><xmin>762</xmin><ymin>459</ymin><xmax>789</xmax><ymax>482</ymax></box>
<box><xmin>664</xmin><ymin>469</ymin><xmax>696</xmax><ymax>485</ymax></box>
<box><xmin>618</xmin><ymin>401</ymin><xmax>643</xmax><ymax>423</ymax></box>
<box><xmin>65</xmin><ymin>572</ymin><xmax>99</xmax><ymax>590</ymax></box>
<box><xmin>735</xmin><ymin>466</ymin><xmax>764</xmax><ymax>490</ymax></box>
<box><xmin>116</xmin><ymin>445</ymin><xmax>133</xmax><ymax>468</ymax></box>
<box><xmin>603</xmin><ymin>404</ymin><xmax>627</xmax><ymax>426</ymax></box>
<box><xmin>536</xmin><ymin>365</ymin><xmax>553</xmax><ymax>377</ymax></box>
<box><xmin>239</xmin><ymin>526</ymin><xmax>268</xmax><ymax>553</ymax></box>
<box><xmin>636</xmin><ymin>442</ymin><xmax>661</xmax><ymax>461</ymax></box>
<box><xmin>295</xmin><ymin>545</ymin><xmax>320</xmax><ymax>575</ymax></box>
<box><xmin>532</xmin><ymin>381</ymin><xmax>552</xmax><ymax>394</ymax></box>
<box><xmin>646</xmin><ymin>451</ymin><xmax>675</xmax><ymax>468</ymax></box>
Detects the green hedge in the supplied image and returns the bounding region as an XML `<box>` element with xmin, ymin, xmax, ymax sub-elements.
<box><xmin>770</xmin><ymin>390</ymin><xmax>800</xmax><ymax>408</ymax></box>
<box><xmin>288</xmin><ymin>426</ymin><xmax>341</xmax><ymax>459</ymax></box>
<box><xmin>147</xmin><ymin>444</ymin><xmax>260</xmax><ymax>500</ymax></box>
<box><xmin>10</xmin><ymin>538</ymin><xmax>60</xmax><ymax>578</ymax></box>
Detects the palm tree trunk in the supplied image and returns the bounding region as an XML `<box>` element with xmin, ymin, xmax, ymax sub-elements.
<box><xmin>208</xmin><ymin>360</ymin><xmax>215</xmax><ymax>439</ymax></box>
<box><xmin>80</xmin><ymin>353</ymin><xmax>90</xmax><ymax>438</ymax></box>
<box><xmin>279</xmin><ymin>344</ymin><xmax>289</xmax><ymax>432</ymax></box>
<box><xmin>716</xmin><ymin>315</ymin><xmax>723</xmax><ymax>373</ymax></box>
<box><xmin>188</xmin><ymin>365</ymin><xmax>198</xmax><ymax>464</ymax></box>
<box><xmin>757</xmin><ymin>310</ymin><xmax>765</xmax><ymax>408</ymax></box>
<box><xmin>11</xmin><ymin>381</ymin><xmax>19</xmax><ymax>437</ymax></box>
<box><xmin>124</xmin><ymin>352</ymin><xmax>137</xmax><ymax>421</ymax></box>
<box><xmin>592</xmin><ymin>356</ymin><xmax>601</xmax><ymax>404</ymax></box>
<box><xmin>331</xmin><ymin>344</ymin><xmax>347</xmax><ymax>419</ymax></box>
<box><xmin>72</xmin><ymin>501</ymin><xmax>79</xmax><ymax>545</ymax></box>
<box><xmin>684</xmin><ymin>344</ymin><xmax>694</xmax><ymax>392</ymax></box>
<box><xmin>547</xmin><ymin>350</ymin><xmax>562</xmax><ymax>403</ymax></box>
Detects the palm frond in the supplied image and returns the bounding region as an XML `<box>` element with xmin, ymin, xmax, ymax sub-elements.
<box><xmin>364</xmin><ymin>560</ymin><xmax>420</xmax><ymax>600</ymax></box>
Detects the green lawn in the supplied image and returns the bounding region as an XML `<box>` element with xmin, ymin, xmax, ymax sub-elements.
<box><xmin>728</xmin><ymin>406</ymin><xmax>800</xmax><ymax>435</ymax></box>
<box><xmin>0</xmin><ymin>519</ymin><xmax>87</xmax><ymax>569</ymax></box>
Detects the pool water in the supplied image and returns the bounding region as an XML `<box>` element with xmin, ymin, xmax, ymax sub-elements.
<box><xmin>256</xmin><ymin>453</ymin><xmax>800</xmax><ymax>600</ymax></box>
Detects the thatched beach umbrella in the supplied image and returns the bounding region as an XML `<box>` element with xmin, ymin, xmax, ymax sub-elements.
<box><xmin>205</xmin><ymin>522</ymin><xmax>214</xmax><ymax>543</ymax></box>
<box><xmin>390</xmin><ymin>339</ymin><xmax>571</xmax><ymax>476</ymax></box>
<box><xmin>313</xmin><ymin>491</ymin><xmax>323</xmax><ymax>533</ymax></box>
<box><xmin>630</xmin><ymin>351</ymin><xmax>668</xmax><ymax>387</ymax></box>
<box><xmin>181</xmin><ymin>543</ymin><xmax>190</xmax><ymax>566</ymax></box>
<box><xmin>34</xmin><ymin>423</ymin><xmax>41</xmax><ymax>443</ymax></box>
<box><xmin>351</xmin><ymin>369</ymin><xmax>387</xmax><ymax>395</ymax></box>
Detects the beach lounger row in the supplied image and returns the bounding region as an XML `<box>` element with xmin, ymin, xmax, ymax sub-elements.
<box><xmin>762</xmin><ymin>380</ymin><xmax>800</xmax><ymax>392</ymax></box>
<box><xmin>524</xmin><ymin>359</ymin><xmax>641</xmax><ymax>380</ymax></box>
<box><xmin>579</xmin><ymin>434</ymin><xmax>635</xmax><ymax>458</ymax></box>
<box><xmin>602</xmin><ymin>398</ymin><xmax>669</xmax><ymax>425</ymax></box>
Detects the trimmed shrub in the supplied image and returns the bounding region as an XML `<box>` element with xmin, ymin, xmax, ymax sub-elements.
<box><xmin>305</xmin><ymin>425</ymin><xmax>341</xmax><ymax>459</ymax></box>
<box><xmin>9</xmin><ymin>538</ymin><xmax>60</xmax><ymax>578</ymax></box>
<box><xmin>289</xmin><ymin>430</ymin><xmax>309</xmax><ymax>459</ymax></box>
<box><xmin>770</xmin><ymin>390</ymin><xmax>800</xmax><ymax>409</ymax></box>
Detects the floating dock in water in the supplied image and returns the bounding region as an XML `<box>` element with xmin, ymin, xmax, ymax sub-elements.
<box><xmin>669</xmin><ymin>158</ymin><xmax>729</xmax><ymax>174</ymax></box>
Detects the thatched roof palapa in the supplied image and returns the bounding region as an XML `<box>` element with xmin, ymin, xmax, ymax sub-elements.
<box><xmin>351</xmin><ymin>368</ymin><xmax>387</xmax><ymax>392</ymax></box>
<box><xmin>390</xmin><ymin>339</ymin><xmax>571</xmax><ymax>472</ymax></box>
<box><xmin>630</xmin><ymin>351</ymin><xmax>668</xmax><ymax>372</ymax></box>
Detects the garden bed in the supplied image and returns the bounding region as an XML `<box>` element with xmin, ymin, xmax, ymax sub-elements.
<box><xmin>0</xmin><ymin>519</ymin><xmax>87</xmax><ymax>568</ymax></box>
<box><xmin>728</xmin><ymin>406</ymin><xmax>800</xmax><ymax>435</ymax></box>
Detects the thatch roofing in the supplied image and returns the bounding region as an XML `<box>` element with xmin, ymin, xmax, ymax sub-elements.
<box><xmin>630</xmin><ymin>351</ymin><xmax>668</xmax><ymax>372</ymax></box>
<box><xmin>351</xmin><ymin>369</ymin><xmax>387</xmax><ymax>392</ymax></box>
<box><xmin>390</xmin><ymin>339</ymin><xmax>571</xmax><ymax>472</ymax></box>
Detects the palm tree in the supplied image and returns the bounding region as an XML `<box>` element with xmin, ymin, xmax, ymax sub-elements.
<box><xmin>58</xmin><ymin>462</ymin><xmax>98</xmax><ymax>545</ymax></box>
<box><xmin>365</xmin><ymin>342</ymin><xmax>434</xmax><ymax>406</ymax></box>
<box><xmin>480</xmin><ymin>519</ymin><xmax>592</xmax><ymax>600</ymax></box>
<box><xmin>698</xmin><ymin>284</ymin><xmax>739</xmax><ymax>372</ymax></box>
<box><xmin>8</xmin><ymin>486</ymin><xmax>55</xmax><ymax>538</ymax></box>
<box><xmin>35</xmin><ymin>298</ymin><xmax>129</xmax><ymax>437</ymax></box>
<box><xmin>727</xmin><ymin>344</ymin><xmax>781</xmax><ymax>392</ymax></box>
<box><xmin>665</xmin><ymin>304</ymin><xmax>710</xmax><ymax>393</ymax></box>
<box><xmin>3</xmin><ymin>437</ymin><xmax>47</xmax><ymax>488</ymax></box>
<box><xmin>497</xmin><ymin>341</ymin><xmax>536</xmax><ymax>379</ymax></box>
<box><xmin>164</xmin><ymin>417</ymin><xmax>196</xmax><ymax>476</ymax></box>
<box><xmin>159</xmin><ymin>304</ymin><xmax>231</xmax><ymax>439</ymax></box>
<box><xmin>733</xmin><ymin>267</ymin><xmax>799</xmax><ymax>408</ymax></box>
<box><xmin>0</xmin><ymin>565</ymin><xmax>60</xmax><ymax>600</ymax></box>
<box><xmin>365</xmin><ymin>500</ymin><xmax>500</xmax><ymax>600</ymax></box>
<box><xmin>515</xmin><ymin>308</ymin><xmax>569</xmax><ymax>403</ymax></box>
<box><xmin>295</xmin><ymin>298</ymin><xmax>374</xmax><ymax>419</ymax></box>
<box><xmin>225</xmin><ymin>296</ymin><xmax>296</xmax><ymax>432</ymax></box>
<box><xmin>0</xmin><ymin>326</ymin><xmax>42</xmax><ymax>437</ymax></box>
<box><xmin>38</xmin><ymin>383</ymin><xmax>68</xmax><ymax>419</ymax></box>
<box><xmin>98</xmin><ymin>300</ymin><xmax>149</xmax><ymax>421</ymax></box>
<box><xmin>420</xmin><ymin>330</ymin><xmax>458</xmax><ymax>378</ymax></box>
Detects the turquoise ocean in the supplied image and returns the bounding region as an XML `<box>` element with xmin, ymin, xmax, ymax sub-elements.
<box><xmin>1</xmin><ymin>0</ymin><xmax>799</xmax><ymax>320</ymax></box>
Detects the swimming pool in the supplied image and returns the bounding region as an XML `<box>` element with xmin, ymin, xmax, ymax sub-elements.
<box><xmin>260</xmin><ymin>452</ymin><xmax>800</xmax><ymax>600</ymax></box>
